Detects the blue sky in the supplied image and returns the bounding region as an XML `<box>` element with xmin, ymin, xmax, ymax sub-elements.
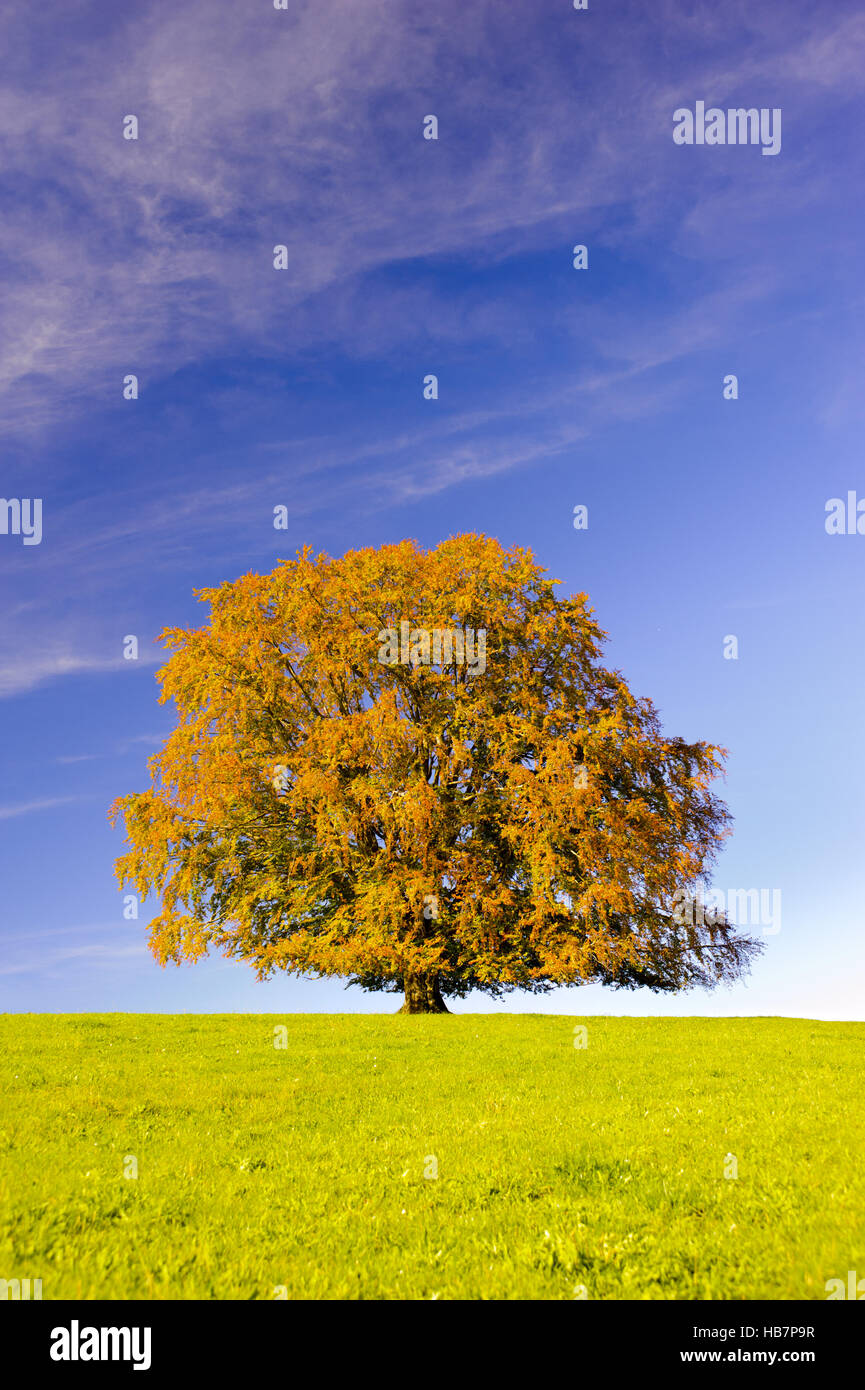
<box><xmin>1</xmin><ymin>0</ymin><xmax>863</xmax><ymax>1017</ymax></box>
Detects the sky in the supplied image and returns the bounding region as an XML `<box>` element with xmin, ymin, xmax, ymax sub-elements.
<box><xmin>1</xmin><ymin>0</ymin><xmax>863</xmax><ymax>1018</ymax></box>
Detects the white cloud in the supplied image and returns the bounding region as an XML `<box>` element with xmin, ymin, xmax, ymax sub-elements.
<box><xmin>0</xmin><ymin>943</ymin><xmax>147</xmax><ymax>977</ymax></box>
<box><xmin>0</xmin><ymin>647</ymin><xmax>158</xmax><ymax>699</ymax></box>
<box><xmin>1</xmin><ymin>0</ymin><xmax>851</xmax><ymax>436</ymax></box>
<box><xmin>0</xmin><ymin>795</ymin><xmax>88</xmax><ymax>821</ymax></box>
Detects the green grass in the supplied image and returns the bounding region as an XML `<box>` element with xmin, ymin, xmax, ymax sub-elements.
<box><xmin>1</xmin><ymin>1014</ymin><xmax>862</xmax><ymax>1300</ymax></box>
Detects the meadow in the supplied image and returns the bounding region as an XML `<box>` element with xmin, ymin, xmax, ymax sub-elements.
<box><xmin>0</xmin><ymin>1014</ymin><xmax>862</xmax><ymax>1300</ymax></box>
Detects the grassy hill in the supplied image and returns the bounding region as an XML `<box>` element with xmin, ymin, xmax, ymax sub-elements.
<box><xmin>1</xmin><ymin>1014</ymin><xmax>862</xmax><ymax>1299</ymax></box>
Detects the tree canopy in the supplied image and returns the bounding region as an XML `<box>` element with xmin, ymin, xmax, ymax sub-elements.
<box><xmin>112</xmin><ymin>534</ymin><xmax>761</xmax><ymax>1011</ymax></box>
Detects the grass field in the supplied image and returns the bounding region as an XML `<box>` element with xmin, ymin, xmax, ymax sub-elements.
<box><xmin>0</xmin><ymin>1014</ymin><xmax>862</xmax><ymax>1300</ymax></box>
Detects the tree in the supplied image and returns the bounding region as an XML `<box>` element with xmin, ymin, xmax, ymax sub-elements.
<box><xmin>112</xmin><ymin>534</ymin><xmax>762</xmax><ymax>1012</ymax></box>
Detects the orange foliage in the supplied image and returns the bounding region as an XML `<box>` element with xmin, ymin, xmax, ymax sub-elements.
<box><xmin>112</xmin><ymin>535</ymin><xmax>761</xmax><ymax>1008</ymax></box>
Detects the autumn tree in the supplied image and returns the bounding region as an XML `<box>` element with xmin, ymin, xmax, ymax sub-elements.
<box><xmin>112</xmin><ymin>534</ymin><xmax>761</xmax><ymax>1013</ymax></box>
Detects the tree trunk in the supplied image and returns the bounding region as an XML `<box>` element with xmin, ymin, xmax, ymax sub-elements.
<box><xmin>397</xmin><ymin>971</ymin><xmax>450</xmax><ymax>1014</ymax></box>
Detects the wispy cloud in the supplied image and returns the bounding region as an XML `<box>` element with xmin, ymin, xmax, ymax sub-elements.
<box><xmin>1</xmin><ymin>0</ymin><xmax>856</xmax><ymax>439</ymax></box>
<box><xmin>0</xmin><ymin>943</ymin><xmax>147</xmax><ymax>977</ymax></box>
<box><xmin>0</xmin><ymin>645</ymin><xmax>160</xmax><ymax>699</ymax></box>
<box><xmin>0</xmin><ymin>795</ymin><xmax>89</xmax><ymax>821</ymax></box>
<box><xmin>55</xmin><ymin>734</ymin><xmax>165</xmax><ymax>764</ymax></box>
<box><xmin>0</xmin><ymin>0</ymin><xmax>862</xmax><ymax>717</ymax></box>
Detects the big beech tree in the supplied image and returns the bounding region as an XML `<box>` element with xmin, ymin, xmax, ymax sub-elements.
<box><xmin>112</xmin><ymin>535</ymin><xmax>761</xmax><ymax>1012</ymax></box>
